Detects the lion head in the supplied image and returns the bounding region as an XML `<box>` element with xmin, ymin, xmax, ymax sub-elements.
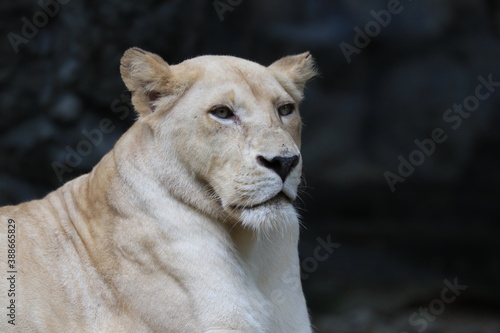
<box><xmin>120</xmin><ymin>48</ymin><xmax>317</xmax><ymax>233</ymax></box>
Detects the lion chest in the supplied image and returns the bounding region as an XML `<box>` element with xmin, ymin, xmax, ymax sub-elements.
<box><xmin>109</xmin><ymin>212</ymin><xmax>278</xmax><ymax>331</ymax></box>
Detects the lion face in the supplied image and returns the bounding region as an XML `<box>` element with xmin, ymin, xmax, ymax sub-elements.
<box><xmin>120</xmin><ymin>48</ymin><xmax>317</xmax><ymax>231</ymax></box>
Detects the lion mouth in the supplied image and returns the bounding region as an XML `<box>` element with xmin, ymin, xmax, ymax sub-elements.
<box><xmin>230</xmin><ymin>192</ymin><xmax>290</xmax><ymax>210</ymax></box>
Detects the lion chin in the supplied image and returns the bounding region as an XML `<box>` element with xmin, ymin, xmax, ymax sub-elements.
<box><xmin>227</xmin><ymin>192</ymin><xmax>298</xmax><ymax>234</ymax></box>
<box><xmin>239</xmin><ymin>196</ymin><xmax>299</xmax><ymax>235</ymax></box>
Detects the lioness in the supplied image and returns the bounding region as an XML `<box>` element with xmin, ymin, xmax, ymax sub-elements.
<box><xmin>0</xmin><ymin>48</ymin><xmax>317</xmax><ymax>332</ymax></box>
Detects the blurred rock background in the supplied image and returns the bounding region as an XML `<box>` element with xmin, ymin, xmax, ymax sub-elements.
<box><xmin>1</xmin><ymin>0</ymin><xmax>499</xmax><ymax>332</ymax></box>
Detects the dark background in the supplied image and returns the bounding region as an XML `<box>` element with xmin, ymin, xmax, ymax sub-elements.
<box><xmin>1</xmin><ymin>0</ymin><xmax>499</xmax><ymax>332</ymax></box>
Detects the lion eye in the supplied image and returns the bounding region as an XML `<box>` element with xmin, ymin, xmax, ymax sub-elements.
<box><xmin>278</xmin><ymin>103</ymin><xmax>295</xmax><ymax>117</ymax></box>
<box><xmin>210</xmin><ymin>106</ymin><xmax>234</xmax><ymax>119</ymax></box>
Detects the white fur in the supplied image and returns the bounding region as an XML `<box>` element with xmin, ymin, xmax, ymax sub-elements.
<box><xmin>0</xmin><ymin>48</ymin><xmax>317</xmax><ymax>332</ymax></box>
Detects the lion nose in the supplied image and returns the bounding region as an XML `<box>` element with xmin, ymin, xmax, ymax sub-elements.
<box><xmin>257</xmin><ymin>155</ymin><xmax>300</xmax><ymax>181</ymax></box>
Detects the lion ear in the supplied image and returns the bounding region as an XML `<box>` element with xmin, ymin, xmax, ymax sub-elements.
<box><xmin>269</xmin><ymin>52</ymin><xmax>318</xmax><ymax>100</ymax></box>
<box><xmin>120</xmin><ymin>47</ymin><xmax>175</xmax><ymax>116</ymax></box>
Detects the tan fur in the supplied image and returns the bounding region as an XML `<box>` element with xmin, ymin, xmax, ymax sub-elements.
<box><xmin>0</xmin><ymin>48</ymin><xmax>317</xmax><ymax>332</ymax></box>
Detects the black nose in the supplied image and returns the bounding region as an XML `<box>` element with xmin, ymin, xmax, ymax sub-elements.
<box><xmin>257</xmin><ymin>155</ymin><xmax>300</xmax><ymax>181</ymax></box>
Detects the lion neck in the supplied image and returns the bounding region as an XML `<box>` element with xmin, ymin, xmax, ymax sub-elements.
<box><xmin>72</xmin><ymin>120</ymin><xmax>297</xmax><ymax>271</ymax></box>
<box><xmin>106</xmin><ymin>121</ymin><xmax>222</xmax><ymax>220</ymax></box>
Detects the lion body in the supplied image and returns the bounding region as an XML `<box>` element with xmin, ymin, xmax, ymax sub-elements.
<box><xmin>0</xmin><ymin>49</ymin><xmax>316</xmax><ymax>332</ymax></box>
